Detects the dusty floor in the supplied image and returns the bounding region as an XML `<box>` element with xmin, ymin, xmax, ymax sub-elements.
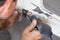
<box><xmin>8</xmin><ymin>0</ymin><xmax>60</xmax><ymax>40</ymax></box>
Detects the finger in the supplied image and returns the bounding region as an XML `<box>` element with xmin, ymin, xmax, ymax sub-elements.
<box><xmin>8</xmin><ymin>10</ymin><xmax>18</xmax><ymax>21</ymax></box>
<box><xmin>17</xmin><ymin>9</ymin><xmax>23</xmax><ymax>22</ymax></box>
<box><xmin>35</xmin><ymin>36</ymin><xmax>42</xmax><ymax>40</ymax></box>
<box><xmin>32</xmin><ymin>30</ymin><xmax>42</xmax><ymax>40</ymax></box>
<box><xmin>0</xmin><ymin>0</ymin><xmax>16</xmax><ymax>19</ymax></box>
<box><xmin>24</xmin><ymin>19</ymin><xmax>37</xmax><ymax>33</ymax></box>
<box><xmin>31</xmin><ymin>30</ymin><xmax>41</xmax><ymax>35</ymax></box>
<box><xmin>6</xmin><ymin>11</ymin><xmax>18</xmax><ymax>28</ymax></box>
<box><xmin>36</xmin><ymin>31</ymin><xmax>42</xmax><ymax>39</ymax></box>
<box><xmin>36</xmin><ymin>33</ymin><xmax>42</xmax><ymax>40</ymax></box>
<box><xmin>32</xmin><ymin>30</ymin><xmax>42</xmax><ymax>37</ymax></box>
<box><xmin>18</xmin><ymin>15</ymin><xmax>23</xmax><ymax>22</ymax></box>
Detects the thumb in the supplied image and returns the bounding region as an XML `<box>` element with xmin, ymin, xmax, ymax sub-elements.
<box><xmin>25</xmin><ymin>19</ymin><xmax>37</xmax><ymax>32</ymax></box>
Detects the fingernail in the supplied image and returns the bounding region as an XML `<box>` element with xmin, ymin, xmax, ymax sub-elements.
<box><xmin>33</xmin><ymin>19</ymin><xmax>37</xmax><ymax>25</ymax></box>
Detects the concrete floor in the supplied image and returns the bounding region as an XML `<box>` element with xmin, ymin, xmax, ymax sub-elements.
<box><xmin>8</xmin><ymin>0</ymin><xmax>60</xmax><ymax>40</ymax></box>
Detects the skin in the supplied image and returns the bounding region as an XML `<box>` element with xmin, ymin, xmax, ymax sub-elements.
<box><xmin>21</xmin><ymin>19</ymin><xmax>42</xmax><ymax>40</ymax></box>
<box><xmin>0</xmin><ymin>9</ymin><xmax>23</xmax><ymax>30</ymax></box>
<box><xmin>0</xmin><ymin>9</ymin><xmax>18</xmax><ymax>30</ymax></box>
<box><xmin>0</xmin><ymin>0</ymin><xmax>17</xmax><ymax>19</ymax></box>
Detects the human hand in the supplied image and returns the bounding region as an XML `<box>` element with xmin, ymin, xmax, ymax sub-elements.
<box><xmin>0</xmin><ymin>10</ymin><xmax>18</xmax><ymax>30</ymax></box>
<box><xmin>0</xmin><ymin>8</ymin><xmax>23</xmax><ymax>30</ymax></box>
<box><xmin>0</xmin><ymin>0</ymin><xmax>17</xmax><ymax>19</ymax></box>
<box><xmin>6</xmin><ymin>10</ymin><xmax>18</xmax><ymax>28</ymax></box>
<box><xmin>21</xmin><ymin>19</ymin><xmax>42</xmax><ymax>40</ymax></box>
<box><xmin>6</xmin><ymin>8</ymin><xmax>23</xmax><ymax>28</ymax></box>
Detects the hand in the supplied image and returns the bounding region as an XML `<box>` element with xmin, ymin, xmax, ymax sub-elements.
<box><xmin>6</xmin><ymin>10</ymin><xmax>18</xmax><ymax>28</ymax></box>
<box><xmin>21</xmin><ymin>19</ymin><xmax>42</xmax><ymax>40</ymax></box>
<box><xmin>0</xmin><ymin>10</ymin><xmax>18</xmax><ymax>30</ymax></box>
<box><xmin>0</xmin><ymin>0</ymin><xmax>17</xmax><ymax>19</ymax></box>
<box><xmin>6</xmin><ymin>9</ymin><xmax>23</xmax><ymax>28</ymax></box>
<box><xmin>0</xmin><ymin>9</ymin><xmax>23</xmax><ymax>30</ymax></box>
